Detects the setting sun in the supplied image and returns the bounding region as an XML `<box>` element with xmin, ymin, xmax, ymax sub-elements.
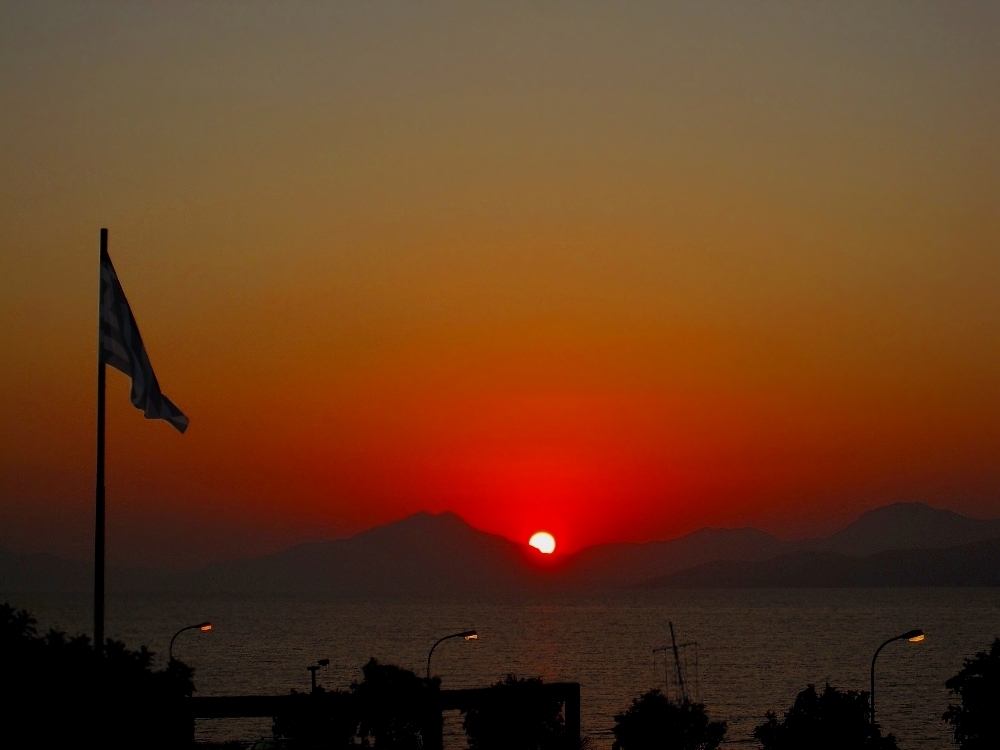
<box><xmin>528</xmin><ymin>532</ymin><xmax>556</xmax><ymax>555</ymax></box>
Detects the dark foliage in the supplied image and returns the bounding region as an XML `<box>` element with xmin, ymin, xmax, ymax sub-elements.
<box><xmin>611</xmin><ymin>689</ymin><xmax>725</xmax><ymax>750</ymax></box>
<box><xmin>943</xmin><ymin>637</ymin><xmax>1000</xmax><ymax>750</ymax></box>
<box><xmin>463</xmin><ymin>674</ymin><xmax>566</xmax><ymax>750</ymax></box>
<box><xmin>1</xmin><ymin>601</ymin><xmax>194</xmax><ymax>749</ymax></box>
<box><xmin>754</xmin><ymin>683</ymin><xmax>897</xmax><ymax>750</ymax></box>
<box><xmin>352</xmin><ymin>658</ymin><xmax>438</xmax><ymax>749</ymax></box>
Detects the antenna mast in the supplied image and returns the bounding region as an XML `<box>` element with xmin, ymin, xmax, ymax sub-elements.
<box><xmin>669</xmin><ymin>620</ymin><xmax>687</xmax><ymax>704</ymax></box>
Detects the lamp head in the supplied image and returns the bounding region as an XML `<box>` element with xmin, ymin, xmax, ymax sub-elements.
<box><xmin>461</xmin><ymin>630</ymin><xmax>478</xmax><ymax>640</ymax></box>
<box><xmin>905</xmin><ymin>630</ymin><xmax>925</xmax><ymax>642</ymax></box>
<box><xmin>318</xmin><ymin>659</ymin><xmax>330</xmax><ymax>667</ymax></box>
<box><xmin>198</xmin><ymin>622</ymin><xmax>213</xmax><ymax>632</ymax></box>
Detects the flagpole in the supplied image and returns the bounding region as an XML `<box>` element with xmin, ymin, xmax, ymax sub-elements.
<box><xmin>94</xmin><ymin>227</ymin><xmax>107</xmax><ymax>654</ymax></box>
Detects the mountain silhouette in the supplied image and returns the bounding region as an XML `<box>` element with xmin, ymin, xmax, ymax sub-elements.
<box><xmin>3</xmin><ymin>502</ymin><xmax>999</xmax><ymax>595</ymax></box>
<box><xmin>0</xmin><ymin>547</ymin><xmax>90</xmax><ymax>592</ymax></box>
<box><xmin>555</xmin><ymin>527</ymin><xmax>790</xmax><ymax>587</ymax></box>
<box><xmin>642</xmin><ymin>537</ymin><xmax>1000</xmax><ymax>588</ymax></box>
<box><xmin>183</xmin><ymin>511</ymin><xmax>544</xmax><ymax>594</ymax></box>
<box><xmin>543</xmin><ymin>502</ymin><xmax>1000</xmax><ymax>587</ymax></box>
<box><xmin>802</xmin><ymin>502</ymin><xmax>1000</xmax><ymax>556</ymax></box>
<box><xmin>0</xmin><ymin>546</ymin><xmax>174</xmax><ymax>593</ymax></box>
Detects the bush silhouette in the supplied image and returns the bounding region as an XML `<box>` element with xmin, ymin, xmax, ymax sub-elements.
<box><xmin>754</xmin><ymin>683</ymin><xmax>897</xmax><ymax>750</ymax></box>
<box><xmin>463</xmin><ymin>674</ymin><xmax>566</xmax><ymax>750</ymax></box>
<box><xmin>943</xmin><ymin>637</ymin><xmax>1000</xmax><ymax>749</ymax></box>
<box><xmin>351</xmin><ymin>658</ymin><xmax>438</xmax><ymax>749</ymax></box>
<box><xmin>1</xmin><ymin>601</ymin><xmax>194</xmax><ymax>749</ymax></box>
<box><xmin>611</xmin><ymin>689</ymin><xmax>725</xmax><ymax>750</ymax></box>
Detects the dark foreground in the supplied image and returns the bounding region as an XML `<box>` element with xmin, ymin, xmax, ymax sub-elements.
<box><xmin>3</xmin><ymin>601</ymin><xmax>997</xmax><ymax>749</ymax></box>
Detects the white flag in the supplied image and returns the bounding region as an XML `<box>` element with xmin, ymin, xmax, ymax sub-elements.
<box><xmin>99</xmin><ymin>249</ymin><xmax>189</xmax><ymax>433</ymax></box>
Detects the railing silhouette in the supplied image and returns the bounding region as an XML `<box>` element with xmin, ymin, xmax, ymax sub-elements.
<box><xmin>184</xmin><ymin>682</ymin><xmax>581</xmax><ymax>750</ymax></box>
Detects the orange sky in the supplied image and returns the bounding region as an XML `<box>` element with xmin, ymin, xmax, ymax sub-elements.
<box><xmin>2</xmin><ymin>2</ymin><xmax>999</xmax><ymax>568</ymax></box>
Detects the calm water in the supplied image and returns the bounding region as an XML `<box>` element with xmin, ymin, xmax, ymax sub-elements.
<box><xmin>9</xmin><ymin>589</ymin><xmax>999</xmax><ymax>748</ymax></box>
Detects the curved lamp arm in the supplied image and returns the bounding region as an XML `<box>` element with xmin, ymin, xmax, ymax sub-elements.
<box><xmin>169</xmin><ymin>621</ymin><xmax>213</xmax><ymax>663</ymax></box>
<box><xmin>870</xmin><ymin>629</ymin><xmax>924</xmax><ymax>727</ymax></box>
<box><xmin>426</xmin><ymin>630</ymin><xmax>478</xmax><ymax>679</ymax></box>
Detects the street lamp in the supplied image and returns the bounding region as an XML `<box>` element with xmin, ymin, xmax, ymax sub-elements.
<box><xmin>307</xmin><ymin>658</ymin><xmax>330</xmax><ymax>692</ymax></box>
<box><xmin>427</xmin><ymin>630</ymin><xmax>478</xmax><ymax>680</ymax></box>
<box><xmin>870</xmin><ymin>629</ymin><xmax>924</xmax><ymax>727</ymax></box>
<box><xmin>169</xmin><ymin>621</ymin><xmax>213</xmax><ymax>663</ymax></box>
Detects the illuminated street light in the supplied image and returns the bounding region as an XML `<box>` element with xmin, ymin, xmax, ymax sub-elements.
<box><xmin>870</xmin><ymin>629</ymin><xmax>925</xmax><ymax>727</ymax></box>
<box><xmin>169</xmin><ymin>621</ymin><xmax>213</xmax><ymax>663</ymax></box>
<box><xmin>427</xmin><ymin>630</ymin><xmax>478</xmax><ymax>680</ymax></box>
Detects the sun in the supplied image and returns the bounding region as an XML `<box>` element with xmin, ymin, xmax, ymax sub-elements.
<box><xmin>528</xmin><ymin>531</ymin><xmax>556</xmax><ymax>554</ymax></box>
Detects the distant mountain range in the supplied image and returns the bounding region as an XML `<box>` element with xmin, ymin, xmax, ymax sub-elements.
<box><xmin>3</xmin><ymin>502</ymin><xmax>1000</xmax><ymax>595</ymax></box>
<box><xmin>185</xmin><ymin>510</ymin><xmax>538</xmax><ymax>594</ymax></box>
<box><xmin>803</xmin><ymin>502</ymin><xmax>1000</xmax><ymax>556</ymax></box>
<box><xmin>643</xmin><ymin>538</ymin><xmax>1000</xmax><ymax>588</ymax></box>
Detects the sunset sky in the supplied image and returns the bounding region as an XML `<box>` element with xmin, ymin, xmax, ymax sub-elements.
<box><xmin>2</xmin><ymin>2</ymin><xmax>999</xmax><ymax>569</ymax></box>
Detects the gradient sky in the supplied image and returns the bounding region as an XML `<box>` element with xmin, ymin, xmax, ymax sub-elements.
<box><xmin>2</xmin><ymin>1</ymin><xmax>999</xmax><ymax>569</ymax></box>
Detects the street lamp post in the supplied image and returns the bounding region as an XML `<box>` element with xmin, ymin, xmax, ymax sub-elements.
<box><xmin>307</xmin><ymin>659</ymin><xmax>330</xmax><ymax>693</ymax></box>
<box><xmin>870</xmin><ymin>629</ymin><xmax>924</xmax><ymax>727</ymax></box>
<box><xmin>427</xmin><ymin>630</ymin><xmax>478</xmax><ymax>680</ymax></box>
<box><xmin>169</xmin><ymin>621</ymin><xmax>213</xmax><ymax>663</ymax></box>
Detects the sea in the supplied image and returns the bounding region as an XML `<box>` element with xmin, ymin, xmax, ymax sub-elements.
<box><xmin>8</xmin><ymin>588</ymin><xmax>999</xmax><ymax>749</ymax></box>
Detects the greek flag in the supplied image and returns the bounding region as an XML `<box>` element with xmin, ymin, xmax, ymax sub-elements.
<box><xmin>99</xmin><ymin>248</ymin><xmax>189</xmax><ymax>433</ymax></box>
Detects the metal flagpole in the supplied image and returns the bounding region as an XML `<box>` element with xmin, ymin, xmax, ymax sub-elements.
<box><xmin>94</xmin><ymin>227</ymin><xmax>107</xmax><ymax>654</ymax></box>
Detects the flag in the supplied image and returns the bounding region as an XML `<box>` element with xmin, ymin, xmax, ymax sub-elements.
<box><xmin>99</xmin><ymin>247</ymin><xmax>189</xmax><ymax>433</ymax></box>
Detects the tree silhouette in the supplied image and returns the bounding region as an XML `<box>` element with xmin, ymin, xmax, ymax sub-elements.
<box><xmin>1</xmin><ymin>601</ymin><xmax>194</xmax><ymax>749</ymax></box>
<box><xmin>352</xmin><ymin>658</ymin><xmax>437</xmax><ymax>749</ymax></box>
<box><xmin>943</xmin><ymin>637</ymin><xmax>1000</xmax><ymax>750</ymax></box>
<box><xmin>611</xmin><ymin>689</ymin><xmax>725</xmax><ymax>750</ymax></box>
<box><xmin>463</xmin><ymin>674</ymin><xmax>566</xmax><ymax>750</ymax></box>
<box><xmin>754</xmin><ymin>683</ymin><xmax>897</xmax><ymax>750</ymax></box>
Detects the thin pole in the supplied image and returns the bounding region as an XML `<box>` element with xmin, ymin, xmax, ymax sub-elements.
<box><xmin>870</xmin><ymin>639</ymin><xmax>890</xmax><ymax>727</ymax></box>
<box><xmin>94</xmin><ymin>227</ymin><xmax>107</xmax><ymax>654</ymax></box>
<box><xmin>669</xmin><ymin>621</ymin><xmax>686</xmax><ymax>704</ymax></box>
<box><xmin>870</xmin><ymin>637</ymin><xmax>898</xmax><ymax>728</ymax></box>
<box><xmin>427</xmin><ymin>635</ymin><xmax>450</xmax><ymax>680</ymax></box>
